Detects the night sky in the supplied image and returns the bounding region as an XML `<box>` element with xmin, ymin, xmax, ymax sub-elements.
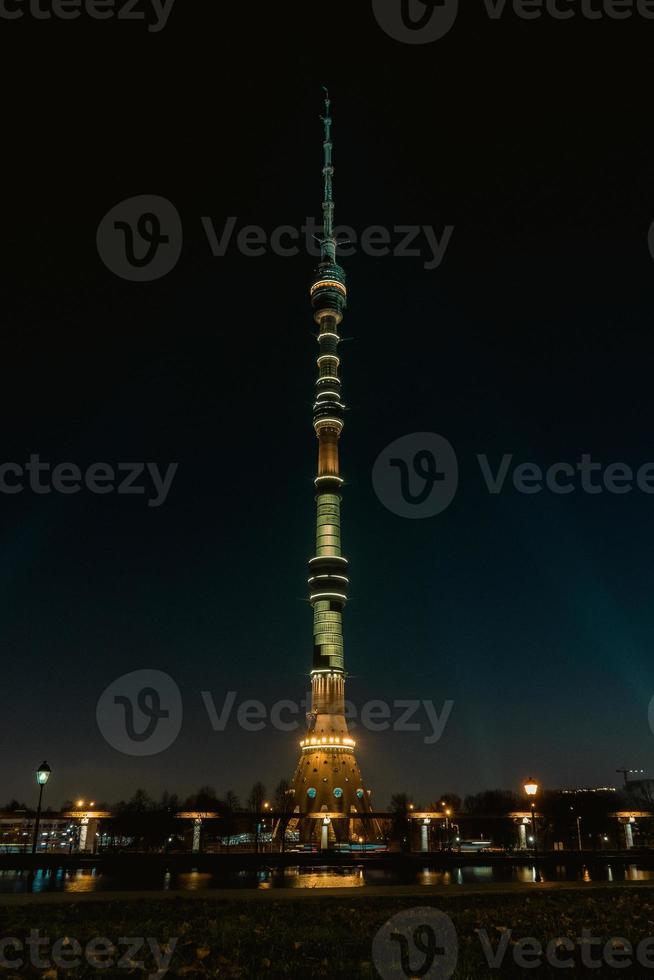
<box><xmin>2</xmin><ymin>1</ymin><xmax>654</xmax><ymax>809</ymax></box>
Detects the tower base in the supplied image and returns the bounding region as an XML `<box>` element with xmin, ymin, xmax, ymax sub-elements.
<box><xmin>290</xmin><ymin>718</ymin><xmax>379</xmax><ymax>844</ymax></box>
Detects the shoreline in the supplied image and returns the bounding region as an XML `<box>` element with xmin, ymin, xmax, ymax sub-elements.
<box><xmin>1</xmin><ymin>878</ymin><xmax>654</xmax><ymax>904</ymax></box>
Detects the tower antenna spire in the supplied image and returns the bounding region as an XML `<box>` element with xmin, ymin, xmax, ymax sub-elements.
<box><xmin>320</xmin><ymin>86</ymin><xmax>336</xmax><ymax>262</ymax></box>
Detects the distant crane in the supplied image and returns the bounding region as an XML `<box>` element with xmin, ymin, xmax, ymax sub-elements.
<box><xmin>617</xmin><ymin>767</ymin><xmax>645</xmax><ymax>787</ymax></box>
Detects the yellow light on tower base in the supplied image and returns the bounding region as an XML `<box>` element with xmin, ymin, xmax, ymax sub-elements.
<box><xmin>524</xmin><ymin>778</ymin><xmax>539</xmax><ymax>798</ymax></box>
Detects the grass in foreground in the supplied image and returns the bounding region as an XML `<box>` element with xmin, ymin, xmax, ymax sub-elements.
<box><xmin>1</xmin><ymin>887</ymin><xmax>654</xmax><ymax>976</ymax></box>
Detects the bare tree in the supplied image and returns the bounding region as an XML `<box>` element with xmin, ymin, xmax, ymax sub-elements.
<box><xmin>185</xmin><ymin>786</ymin><xmax>219</xmax><ymax>811</ymax></box>
<box><xmin>274</xmin><ymin>778</ymin><xmax>294</xmax><ymax>852</ymax></box>
<box><xmin>247</xmin><ymin>782</ymin><xmax>267</xmax><ymax>853</ymax></box>
<box><xmin>222</xmin><ymin>790</ymin><xmax>240</xmax><ymax>812</ymax></box>
<box><xmin>390</xmin><ymin>793</ymin><xmax>411</xmax><ymax>852</ymax></box>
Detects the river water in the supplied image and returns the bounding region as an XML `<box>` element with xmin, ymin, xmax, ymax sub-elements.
<box><xmin>1</xmin><ymin>862</ymin><xmax>654</xmax><ymax>894</ymax></box>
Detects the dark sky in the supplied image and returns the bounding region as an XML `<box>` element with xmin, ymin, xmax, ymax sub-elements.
<box><xmin>2</xmin><ymin>1</ymin><xmax>654</xmax><ymax>809</ymax></box>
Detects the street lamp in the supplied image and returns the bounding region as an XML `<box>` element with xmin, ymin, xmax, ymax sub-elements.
<box><xmin>568</xmin><ymin>805</ymin><xmax>583</xmax><ymax>850</ymax></box>
<box><xmin>524</xmin><ymin>777</ymin><xmax>542</xmax><ymax>882</ymax></box>
<box><xmin>32</xmin><ymin>762</ymin><xmax>51</xmax><ymax>856</ymax></box>
<box><xmin>524</xmin><ymin>778</ymin><xmax>538</xmax><ymax>798</ymax></box>
<box><xmin>441</xmin><ymin>805</ymin><xmax>453</xmax><ymax>851</ymax></box>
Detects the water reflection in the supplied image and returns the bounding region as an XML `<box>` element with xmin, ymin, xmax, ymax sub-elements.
<box><xmin>2</xmin><ymin>860</ymin><xmax>654</xmax><ymax>893</ymax></box>
<box><xmin>63</xmin><ymin>869</ymin><xmax>99</xmax><ymax>893</ymax></box>
<box><xmin>515</xmin><ymin>865</ymin><xmax>539</xmax><ymax>884</ymax></box>
<box><xmin>176</xmin><ymin>872</ymin><xmax>213</xmax><ymax>892</ymax></box>
<box><xmin>274</xmin><ymin>868</ymin><xmax>364</xmax><ymax>889</ymax></box>
<box><xmin>419</xmin><ymin>870</ymin><xmax>446</xmax><ymax>886</ymax></box>
<box><xmin>625</xmin><ymin>864</ymin><xmax>654</xmax><ymax>881</ymax></box>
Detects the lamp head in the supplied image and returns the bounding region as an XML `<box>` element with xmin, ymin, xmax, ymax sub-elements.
<box><xmin>36</xmin><ymin>762</ymin><xmax>51</xmax><ymax>786</ymax></box>
<box><xmin>524</xmin><ymin>777</ymin><xmax>538</xmax><ymax>797</ymax></box>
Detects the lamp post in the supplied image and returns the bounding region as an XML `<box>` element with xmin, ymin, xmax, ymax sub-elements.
<box><xmin>524</xmin><ymin>777</ymin><xmax>542</xmax><ymax>882</ymax></box>
<box><xmin>262</xmin><ymin>802</ymin><xmax>270</xmax><ymax>853</ymax></box>
<box><xmin>441</xmin><ymin>804</ymin><xmax>452</xmax><ymax>851</ymax></box>
<box><xmin>32</xmin><ymin>762</ymin><xmax>51</xmax><ymax>856</ymax></box>
<box><xmin>568</xmin><ymin>806</ymin><xmax>583</xmax><ymax>851</ymax></box>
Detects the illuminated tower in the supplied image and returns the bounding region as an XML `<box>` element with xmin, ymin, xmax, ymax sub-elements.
<box><xmin>291</xmin><ymin>91</ymin><xmax>375</xmax><ymax>845</ymax></box>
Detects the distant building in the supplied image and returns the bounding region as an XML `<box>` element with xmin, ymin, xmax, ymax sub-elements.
<box><xmin>560</xmin><ymin>787</ymin><xmax>617</xmax><ymax>795</ymax></box>
<box><xmin>625</xmin><ymin>778</ymin><xmax>654</xmax><ymax>802</ymax></box>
